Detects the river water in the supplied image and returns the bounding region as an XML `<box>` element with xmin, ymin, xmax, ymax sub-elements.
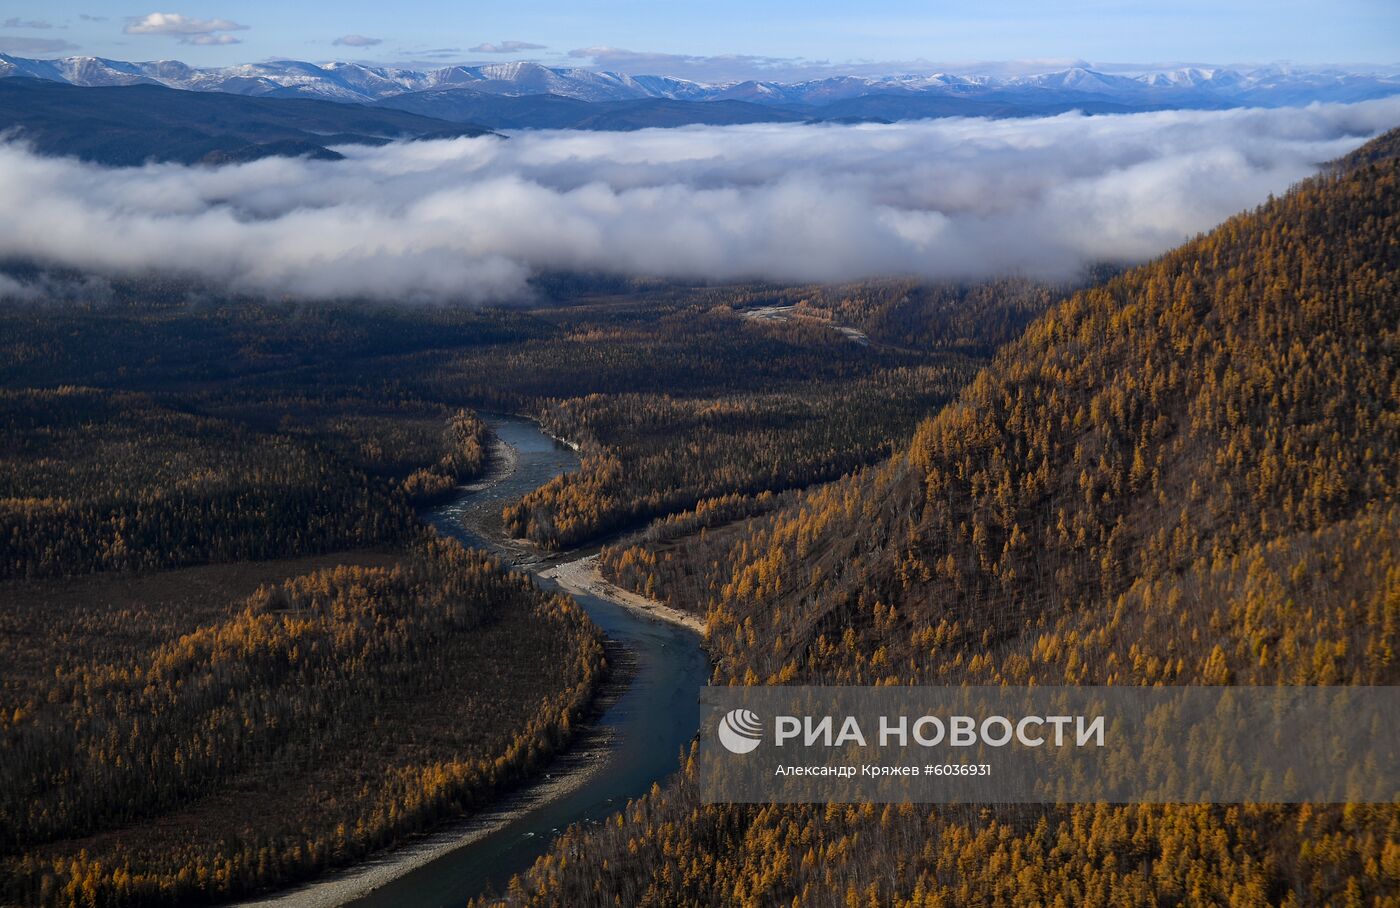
<box><xmin>348</xmin><ymin>416</ymin><xmax>709</xmax><ymax>906</ymax></box>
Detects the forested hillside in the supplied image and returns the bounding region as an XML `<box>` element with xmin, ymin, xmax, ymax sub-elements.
<box><xmin>1</xmin><ymin>536</ymin><xmax>603</xmax><ymax>905</ymax></box>
<box><xmin>0</xmin><ymin>78</ymin><xmax>490</xmax><ymax>165</ymax></box>
<box><xmin>544</xmin><ymin>128</ymin><xmax>1400</xmax><ymax>905</ymax></box>
<box><xmin>0</xmin><ymin>388</ymin><xmax>416</xmax><ymax>579</ymax></box>
<box><xmin>501</xmin><ymin>357</ymin><xmax>970</xmax><ymax>548</ymax></box>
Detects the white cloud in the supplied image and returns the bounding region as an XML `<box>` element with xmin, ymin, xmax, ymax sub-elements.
<box><xmin>0</xmin><ymin>272</ymin><xmax>110</xmax><ymax>303</ymax></box>
<box><xmin>182</xmin><ymin>33</ymin><xmax>239</xmax><ymax>46</ymax></box>
<box><xmin>123</xmin><ymin>13</ymin><xmax>247</xmax><ymax>44</ymax></box>
<box><xmin>333</xmin><ymin>34</ymin><xmax>382</xmax><ymax>47</ymax></box>
<box><xmin>0</xmin><ymin>101</ymin><xmax>1394</xmax><ymax>303</ymax></box>
<box><xmin>0</xmin><ymin>273</ymin><xmax>36</xmax><ymax>301</ymax></box>
<box><xmin>470</xmin><ymin>40</ymin><xmax>546</xmax><ymax>54</ymax></box>
<box><xmin>0</xmin><ymin>35</ymin><xmax>78</xmax><ymax>54</ymax></box>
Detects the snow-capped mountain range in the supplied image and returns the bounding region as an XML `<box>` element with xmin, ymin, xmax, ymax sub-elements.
<box><xmin>3</xmin><ymin>54</ymin><xmax>1398</xmax><ymax>109</ymax></box>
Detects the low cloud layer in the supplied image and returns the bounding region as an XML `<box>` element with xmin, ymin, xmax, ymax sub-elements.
<box><xmin>1</xmin><ymin>101</ymin><xmax>1396</xmax><ymax>303</ymax></box>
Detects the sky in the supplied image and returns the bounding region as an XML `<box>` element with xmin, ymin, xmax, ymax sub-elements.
<box><xmin>0</xmin><ymin>1</ymin><xmax>1397</xmax><ymax>78</ymax></box>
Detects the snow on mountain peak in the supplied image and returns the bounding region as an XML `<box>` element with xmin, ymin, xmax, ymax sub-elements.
<box><xmin>0</xmin><ymin>54</ymin><xmax>1396</xmax><ymax>111</ymax></box>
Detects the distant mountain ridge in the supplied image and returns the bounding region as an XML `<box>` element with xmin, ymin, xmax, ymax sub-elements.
<box><xmin>3</xmin><ymin>53</ymin><xmax>1398</xmax><ymax>112</ymax></box>
<box><xmin>3</xmin><ymin>54</ymin><xmax>1399</xmax><ymax>158</ymax></box>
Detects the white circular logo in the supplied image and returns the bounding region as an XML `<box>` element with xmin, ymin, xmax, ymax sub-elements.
<box><xmin>717</xmin><ymin>708</ymin><xmax>763</xmax><ymax>754</ymax></box>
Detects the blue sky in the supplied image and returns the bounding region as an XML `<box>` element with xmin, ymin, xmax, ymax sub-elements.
<box><xmin>1</xmin><ymin>1</ymin><xmax>1397</xmax><ymax>76</ymax></box>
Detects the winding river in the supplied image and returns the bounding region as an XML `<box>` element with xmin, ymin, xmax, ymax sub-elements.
<box><xmin>347</xmin><ymin>416</ymin><xmax>710</xmax><ymax>906</ymax></box>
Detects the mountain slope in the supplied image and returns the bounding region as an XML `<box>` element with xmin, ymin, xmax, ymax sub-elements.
<box><xmin>0</xmin><ymin>78</ymin><xmax>492</xmax><ymax>165</ymax></box>
<box><xmin>573</xmin><ymin>98</ymin><xmax>804</xmax><ymax>129</ymax></box>
<box><xmin>617</xmin><ymin>127</ymin><xmax>1399</xmax><ymax>689</ymax></box>
<box><xmin>374</xmin><ymin>90</ymin><xmax>804</xmax><ymax>129</ymax></box>
<box><xmin>707</xmin><ymin>140</ymin><xmax>1397</xmax><ymax>685</ymax></box>
<box><xmin>372</xmin><ymin>88</ymin><xmax>599</xmax><ymax>128</ymax></box>
<box><xmin>527</xmin><ymin>129</ymin><xmax>1400</xmax><ymax>904</ymax></box>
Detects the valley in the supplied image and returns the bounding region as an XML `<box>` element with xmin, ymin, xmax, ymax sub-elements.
<box><xmin>0</xmin><ymin>276</ymin><xmax>1022</xmax><ymax>904</ymax></box>
<box><xmin>0</xmin><ymin>17</ymin><xmax>1395</xmax><ymax>903</ymax></box>
<box><xmin>240</xmin><ymin>415</ymin><xmax>708</xmax><ymax>907</ymax></box>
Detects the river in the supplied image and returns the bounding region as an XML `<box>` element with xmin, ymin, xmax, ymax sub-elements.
<box><xmin>345</xmin><ymin>416</ymin><xmax>710</xmax><ymax>906</ymax></box>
